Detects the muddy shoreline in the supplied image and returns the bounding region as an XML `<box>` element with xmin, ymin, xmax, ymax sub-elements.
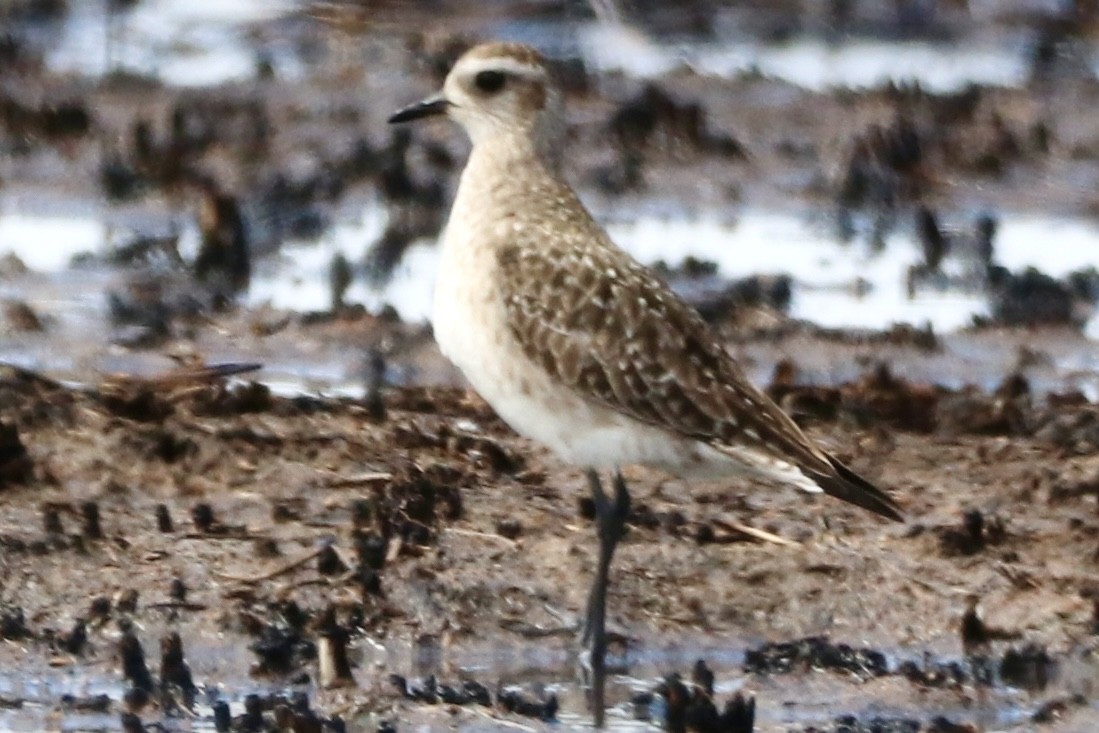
<box><xmin>3</xmin><ymin>1</ymin><xmax>1099</xmax><ymax>731</ymax></box>
<box><xmin>3</xmin><ymin>362</ymin><xmax>1099</xmax><ymax>730</ymax></box>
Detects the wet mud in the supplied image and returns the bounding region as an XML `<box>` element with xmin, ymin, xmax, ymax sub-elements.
<box><xmin>3</xmin><ymin>362</ymin><xmax>1099</xmax><ymax>730</ymax></box>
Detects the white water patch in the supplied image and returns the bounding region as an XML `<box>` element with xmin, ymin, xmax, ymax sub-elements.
<box><xmin>46</xmin><ymin>0</ymin><xmax>296</xmax><ymax>86</ymax></box>
<box><xmin>605</xmin><ymin>212</ymin><xmax>988</xmax><ymax>331</ymax></box>
<box><xmin>994</xmin><ymin>216</ymin><xmax>1099</xmax><ymax>276</ymax></box>
<box><xmin>331</xmin><ymin>210</ymin><xmax>1099</xmax><ymax>335</ymax></box>
<box><xmin>3</xmin><ymin>199</ymin><xmax>1096</xmax><ymax>337</ymax></box>
<box><xmin>0</xmin><ymin>211</ymin><xmax>105</xmax><ymax>272</ymax></box>
<box><xmin>741</xmin><ymin>40</ymin><xmax>1027</xmax><ymax>93</ymax></box>
<box><xmin>245</xmin><ymin>196</ymin><xmax>441</xmax><ymax>317</ymax></box>
<box><xmin>355</xmin><ymin>241</ymin><xmax>439</xmax><ymax>322</ymax></box>
<box><xmin>577</xmin><ymin>25</ymin><xmax>1030</xmax><ymax>92</ymax></box>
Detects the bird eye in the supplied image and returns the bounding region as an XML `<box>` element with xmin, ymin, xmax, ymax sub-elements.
<box><xmin>474</xmin><ymin>70</ymin><xmax>507</xmax><ymax>94</ymax></box>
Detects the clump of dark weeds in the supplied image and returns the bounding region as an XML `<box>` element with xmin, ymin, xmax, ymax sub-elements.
<box><xmin>120</xmin><ymin>711</ymin><xmax>145</xmax><ymax>733</ymax></box>
<box><xmin>895</xmin><ymin>641</ymin><xmax>1054</xmax><ymax>694</ymax></box>
<box><xmin>116</xmin><ymin>589</ymin><xmax>139</xmax><ymax>615</ymax></box>
<box><xmin>60</xmin><ymin>694</ymin><xmax>111</xmax><ymax>712</ymax></box>
<box><xmin>224</xmin><ymin>691</ymin><xmax>346</xmax><ymax>733</ymax></box>
<box><xmin>119</xmin><ymin>630</ymin><xmax>155</xmax><ymax>693</ymax></box>
<box><xmin>41</xmin><ymin>502</ymin><xmax>63</xmax><ymax>535</ymax></box>
<box><xmin>497</xmin><ymin>688</ymin><xmax>559</xmax><ymax>722</ymax></box>
<box><xmin>315</xmin><ymin>542</ymin><xmax>348</xmax><ymax>575</ymax></box>
<box><xmin>0</xmin><ymin>605</ymin><xmax>31</xmax><ymax>640</ymax></box>
<box><xmin>1031</xmin><ymin>693</ymin><xmax>1088</xmax><ymax>723</ymax></box>
<box><xmin>51</xmin><ymin>618</ymin><xmax>88</xmax><ymax>655</ymax></box>
<box><xmin>244</xmin><ymin>601</ymin><xmax>316</xmax><ymax>679</ymax></box>
<box><xmin>212</xmin><ymin>699</ymin><xmax>231</xmax><ymax>732</ymax></box>
<box><xmin>638</xmin><ymin>660</ymin><xmax>754</xmax><ymax>733</ymax></box>
<box><xmin>803</xmin><ymin>714</ymin><xmax>921</xmax><ymax>733</ymax></box>
<box><xmin>983</xmin><ymin>265</ymin><xmax>1099</xmax><ymax>329</ymax></box>
<box><xmin>363</xmin><ymin>349</ymin><xmax>388</xmax><ymax>422</ymax></box>
<box><xmin>159</xmin><ymin>632</ymin><xmax>196</xmax><ymax>711</ymax></box>
<box><xmin>155</xmin><ymin>504</ymin><xmax>174</xmax><ymax>532</ymax></box>
<box><xmin>937</xmin><ymin>509</ymin><xmax>1007</xmax><ymax>556</ymax></box>
<box><xmin>744</xmin><ymin>636</ymin><xmax>888</xmax><ymax>678</ymax></box>
<box><xmin>358</xmin><ymin>464</ymin><xmax>466</xmax><ymax>553</ymax></box>
<box><xmin>608</xmin><ymin>82</ymin><xmax>746</xmax><ymax>161</ymax></box>
<box><xmin>81</xmin><ymin>501</ymin><xmax>103</xmax><ymax>539</ymax></box>
<box><xmin>999</xmin><ymin>644</ymin><xmax>1056</xmax><ymax>691</ymax></box>
<box><xmin>897</xmin><ymin>657</ymin><xmax>972</xmax><ymax>689</ymax></box>
<box><xmin>834</xmin><ymin>113</ymin><xmax>924</xmax><ymax>246</ymax></box>
<box><xmin>389</xmin><ymin>674</ymin><xmax>492</xmax><ymax>707</ymax></box>
<box><xmin>191</xmin><ymin>381</ymin><xmax>272</xmax><ymax>416</ymax></box>
<box><xmin>146</xmin><ymin>429</ymin><xmax>197</xmax><ymax>464</ymax></box>
<box><xmin>388</xmin><ymin>673</ymin><xmax>555</xmax><ymax>721</ymax></box>
<box><xmin>97</xmin><ymin>386</ymin><xmax>173</xmax><ymax>422</ymax></box>
<box><xmin>190</xmin><ymin>502</ymin><xmax>220</xmax><ymax>534</ymax></box>
<box><xmin>0</xmin><ymin>420</ymin><xmax>33</xmax><ymax>487</ymax></box>
<box><xmin>248</xmin><ymin>622</ymin><xmax>316</xmax><ymax>679</ymax></box>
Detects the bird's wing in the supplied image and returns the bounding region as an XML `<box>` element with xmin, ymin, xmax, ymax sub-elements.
<box><xmin>496</xmin><ymin>230</ymin><xmax>902</xmax><ymax>522</ymax></box>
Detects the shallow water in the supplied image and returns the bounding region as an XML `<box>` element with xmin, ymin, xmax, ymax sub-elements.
<box><xmin>26</xmin><ymin>1</ymin><xmax>1082</xmax><ymax>92</ymax></box>
<box><xmin>571</xmin><ymin>24</ymin><xmax>1034</xmax><ymax>93</ymax></box>
<box><xmin>3</xmin><ymin>197</ymin><xmax>1099</xmax><ymax>395</ymax></box>
<box><xmin>40</xmin><ymin>0</ymin><xmax>298</xmax><ymax>87</ymax></box>
<box><xmin>247</xmin><ymin>206</ymin><xmax>1099</xmax><ymax>337</ymax></box>
<box><xmin>6</xmin><ymin>198</ymin><xmax>1097</xmax><ymax>335</ymax></box>
<box><xmin>1</xmin><ymin>635</ymin><xmax>1090</xmax><ymax>732</ymax></box>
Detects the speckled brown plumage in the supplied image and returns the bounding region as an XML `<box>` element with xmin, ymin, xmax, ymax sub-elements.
<box><xmin>491</xmin><ymin>175</ymin><xmax>900</xmax><ymax>521</ymax></box>
<box><xmin>391</xmin><ymin>41</ymin><xmax>902</xmax><ymax>730</ymax></box>
<box><xmin>395</xmin><ymin>41</ymin><xmax>901</xmax><ymax>522</ymax></box>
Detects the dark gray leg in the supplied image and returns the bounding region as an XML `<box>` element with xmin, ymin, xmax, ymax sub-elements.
<box><xmin>583</xmin><ymin>469</ymin><xmax>631</xmax><ymax>728</ymax></box>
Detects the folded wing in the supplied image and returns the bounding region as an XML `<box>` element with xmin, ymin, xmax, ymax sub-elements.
<box><xmin>496</xmin><ymin>220</ymin><xmax>902</xmax><ymax>522</ymax></box>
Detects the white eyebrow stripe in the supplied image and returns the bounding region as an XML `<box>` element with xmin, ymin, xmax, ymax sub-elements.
<box><xmin>459</xmin><ymin>56</ymin><xmax>546</xmax><ymax>80</ymax></box>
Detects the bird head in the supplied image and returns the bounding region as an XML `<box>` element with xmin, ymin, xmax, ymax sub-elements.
<box><xmin>388</xmin><ymin>42</ymin><xmax>565</xmax><ymax>165</ymax></box>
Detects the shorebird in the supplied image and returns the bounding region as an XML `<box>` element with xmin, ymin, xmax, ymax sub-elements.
<box><xmin>389</xmin><ymin>41</ymin><xmax>903</xmax><ymax>726</ymax></box>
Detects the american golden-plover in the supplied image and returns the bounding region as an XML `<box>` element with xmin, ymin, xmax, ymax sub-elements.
<box><xmin>389</xmin><ymin>41</ymin><xmax>903</xmax><ymax>726</ymax></box>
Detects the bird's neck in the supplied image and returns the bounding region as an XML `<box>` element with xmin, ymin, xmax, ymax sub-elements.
<box><xmin>469</xmin><ymin>130</ymin><xmax>563</xmax><ymax>176</ymax></box>
<box><xmin>445</xmin><ymin>133</ymin><xmax>566</xmax><ymax>266</ymax></box>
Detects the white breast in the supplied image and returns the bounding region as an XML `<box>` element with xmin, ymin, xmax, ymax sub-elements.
<box><xmin>430</xmin><ymin>152</ymin><xmax>819</xmax><ymax>488</ymax></box>
<box><xmin>434</xmin><ymin>225</ymin><xmax>724</xmax><ymax>474</ymax></box>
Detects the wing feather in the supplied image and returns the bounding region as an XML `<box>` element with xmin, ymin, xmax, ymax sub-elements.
<box><xmin>494</xmin><ymin>193</ymin><xmax>901</xmax><ymax>521</ymax></box>
<box><xmin>499</xmin><ymin>236</ymin><xmax>809</xmax><ymax>457</ymax></box>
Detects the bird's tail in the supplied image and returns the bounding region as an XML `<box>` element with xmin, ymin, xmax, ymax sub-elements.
<box><xmin>808</xmin><ymin>454</ymin><xmax>903</xmax><ymax>522</ymax></box>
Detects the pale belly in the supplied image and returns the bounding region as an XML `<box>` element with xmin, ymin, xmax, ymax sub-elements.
<box><xmin>430</xmin><ymin>192</ymin><xmax>819</xmax><ymax>489</ymax></box>
<box><xmin>432</xmin><ymin>242</ymin><xmax>741</xmax><ymax>476</ymax></box>
<box><xmin>433</xmin><ymin>278</ymin><xmax>822</xmax><ymax>493</ymax></box>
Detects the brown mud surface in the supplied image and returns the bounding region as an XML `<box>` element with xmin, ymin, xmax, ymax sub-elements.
<box><xmin>4</xmin><ymin>362</ymin><xmax>1099</xmax><ymax>730</ymax></box>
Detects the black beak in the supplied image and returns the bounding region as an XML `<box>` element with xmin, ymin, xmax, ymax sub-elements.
<box><xmin>387</xmin><ymin>95</ymin><xmax>450</xmax><ymax>124</ymax></box>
